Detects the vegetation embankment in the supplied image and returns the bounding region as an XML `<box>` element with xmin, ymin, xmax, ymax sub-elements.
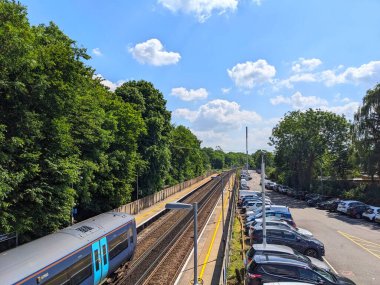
<box><xmin>0</xmin><ymin>0</ymin><xmax>248</xmax><ymax>242</ymax></box>
<box><xmin>227</xmin><ymin>214</ymin><xmax>245</xmax><ymax>285</ymax></box>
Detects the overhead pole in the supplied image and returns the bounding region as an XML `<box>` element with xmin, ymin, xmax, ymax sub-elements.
<box><xmin>246</xmin><ymin>126</ymin><xmax>248</xmax><ymax>171</ymax></box>
<box><xmin>261</xmin><ymin>152</ymin><xmax>267</xmax><ymax>247</ymax></box>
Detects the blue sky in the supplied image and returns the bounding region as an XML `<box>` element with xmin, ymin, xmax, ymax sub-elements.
<box><xmin>22</xmin><ymin>0</ymin><xmax>380</xmax><ymax>152</ymax></box>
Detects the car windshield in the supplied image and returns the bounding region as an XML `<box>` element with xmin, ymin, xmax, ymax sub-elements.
<box><xmin>290</xmin><ymin>249</ymin><xmax>310</xmax><ymax>263</ymax></box>
<box><xmin>313</xmin><ymin>266</ymin><xmax>337</xmax><ymax>282</ymax></box>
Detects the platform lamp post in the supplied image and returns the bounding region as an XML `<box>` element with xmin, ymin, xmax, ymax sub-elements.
<box><xmin>165</xmin><ymin>202</ymin><xmax>199</xmax><ymax>285</ymax></box>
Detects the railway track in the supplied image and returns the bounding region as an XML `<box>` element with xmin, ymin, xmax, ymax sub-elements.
<box><xmin>108</xmin><ymin>170</ymin><xmax>234</xmax><ymax>285</ymax></box>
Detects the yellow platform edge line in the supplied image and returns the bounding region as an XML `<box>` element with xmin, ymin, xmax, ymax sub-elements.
<box><xmin>199</xmin><ymin>183</ymin><xmax>232</xmax><ymax>279</ymax></box>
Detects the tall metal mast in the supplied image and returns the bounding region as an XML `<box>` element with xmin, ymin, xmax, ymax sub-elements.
<box><xmin>246</xmin><ymin>126</ymin><xmax>248</xmax><ymax>171</ymax></box>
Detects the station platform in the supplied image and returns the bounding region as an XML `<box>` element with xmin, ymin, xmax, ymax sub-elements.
<box><xmin>135</xmin><ymin>175</ymin><xmax>215</xmax><ymax>227</ymax></box>
<box><xmin>175</xmin><ymin>173</ymin><xmax>236</xmax><ymax>285</ymax></box>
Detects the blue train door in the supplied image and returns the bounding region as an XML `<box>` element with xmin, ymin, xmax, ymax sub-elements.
<box><xmin>92</xmin><ymin>237</ymin><xmax>109</xmax><ymax>285</ymax></box>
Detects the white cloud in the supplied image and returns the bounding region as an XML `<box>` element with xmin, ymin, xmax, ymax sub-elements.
<box><xmin>173</xmin><ymin>99</ymin><xmax>262</xmax><ymax>132</ymax></box>
<box><xmin>128</xmin><ymin>38</ymin><xmax>181</xmax><ymax>66</ymax></box>
<box><xmin>292</xmin><ymin>58</ymin><xmax>322</xmax><ymax>73</ymax></box>
<box><xmin>171</xmin><ymin>87</ymin><xmax>208</xmax><ymax>101</ymax></box>
<box><xmin>321</xmin><ymin>61</ymin><xmax>380</xmax><ymax>86</ymax></box>
<box><xmin>92</xmin><ymin>48</ymin><xmax>102</xmax><ymax>56</ymax></box>
<box><xmin>270</xmin><ymin>91</ymin><xmax>328</xmax><ymax>110</ymax></box>
<box><xmin>252</xmin><ymin>0</ymin><xmax>263</xmax><ymax>5</ymax></box>
<box><xmin>227</xmin><ymin>59</ymin><xmax>276</xmax><ymax>89</ymax></box>
<box><xmin>94</xmin><ymin>74</ymin><xmax>125</xmax><ymax>91</ymax></box>
<box><xmin>173</xmin><ymin>108</ymin><xmax>198</xmax><ymax>122</ymax></box>
<box><xmin>322</xmin><ymin>102</ymin><xmax>360</xmax><ymax>118</ymax></box>
<box><xmin>221</xmin><ymin>87</ymin><xmax>231</xmax><ymax>94</ymax></box>
<box><xmin>158</xmin><ymin>0</ymin><xmax>238</xmax><ymax>23</ymax></box>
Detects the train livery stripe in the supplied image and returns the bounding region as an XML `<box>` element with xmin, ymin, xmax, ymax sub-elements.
<box><xmin>16</xmin><ymin>220</ymin><xmax>133</xmax><ymax>285</ymax></box>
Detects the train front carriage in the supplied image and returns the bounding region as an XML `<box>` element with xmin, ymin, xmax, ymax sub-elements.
<box><xmin>0</xmin><ymin>212</ymin><xmax>136</xmax><ymax>285</ymax></box>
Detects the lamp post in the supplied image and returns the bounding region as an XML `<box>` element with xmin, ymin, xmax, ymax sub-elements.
<box><xmin>261</xmin><ymin>152</ymin><xmax>267</xmax><ymax>247</ymax></box>
<box><xmin>165</xmin><ymin>202</ymin><xmax>199</xmax><ymax>285</ymax></box>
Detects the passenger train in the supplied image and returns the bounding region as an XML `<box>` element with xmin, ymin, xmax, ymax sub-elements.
<box><xmin>0</xmin><ymin>212</ymin><xmax>137</xmax><ymax>285</ymax></box>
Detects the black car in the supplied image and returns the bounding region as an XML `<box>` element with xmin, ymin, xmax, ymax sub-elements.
<box><xmin>307</xmin><ymin>195</ymin><xmax>330</xmax><ymax>207</ymax></box>
<box><xmin>251</xmin><ymin>226</ymin><xmax>325</xmax><ymax>258</ymax></box>
<box><xmin>317</xmin><ymin>198</ymin><xmax>340</xmax><ymax>210</ymax></box>
<box><xmin>246</xmin><ymin>253</ymin><xmax>356</xmax><ymax>285</ymax></box>
<box><xmin>346</xmin><ymin>204</ymin><xmax>369</xmax><ymax>219</ymax></box>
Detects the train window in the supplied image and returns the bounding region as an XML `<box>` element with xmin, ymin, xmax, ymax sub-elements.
<box><xmin>102</xmin><ymin>244</ymin><xmax>108</xmax><ymax>265</ymax></box>
<box><xmin>94</xmin><ymin>249</ymin><xmax>100</xmax><ymax>271</ymax></box>
<box><xmin>69</xmin><ymin>254</ymin><xmax>92</xmax><ymax>285</ymax></box>
<box><xmin>129</xmin><ymin>227</ymin><xmax>134</xmax><ymax>244</ymax></box>
<box><xmin>43</xmin><ymin>253</ymin><xmax>92</xmax><ymax>285</ymax></box>
<box><xmin>109</xmin><ymin>230</ymin><xmax>129</xmax><ymax>260</ymax></box>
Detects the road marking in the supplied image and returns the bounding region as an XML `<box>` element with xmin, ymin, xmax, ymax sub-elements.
<box><xmin>322</xmin><ymin>257</ymin><xmax>338</xmax><ymax>274</ymax></box>
<box><xmin>338</xmin><ymin>231</ymin><xmax>380</xmax><ymax>260</ymax></box>
<box><xmin>199</xmin><ymin>187</ymin><xmax>230</xmax><ymax>279</ymax></box>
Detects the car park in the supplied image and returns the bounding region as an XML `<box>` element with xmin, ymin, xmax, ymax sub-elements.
<box><xmin>346</xmin><ymin>204</ymin><xmax>369</xmax><ymax>219</ymax></box>
<box><xmin>246</xmin><ymin>253</ymin><xmax>356</xmax><ymax>285</ymax></box>
<box><xmin>250</xmin><ymin>220</ymin><xmax>313</xmax><ymax>238</ymax></box>
<box><xmin>337</xmin><ymin>200</ymin><xmax>366</xmax><ymax>214</ymax></box>
<box><xmin>250</xmin><ymin>226</ymin><xmax>325</xmax><ymax>258</ymax></box>
<box><xmin>362</xmin><ymin>206</ymin><xmax>380</xmax><ymax>221</ymax></box>
<box><xmin>245</xmin><ymin>244</ymin><xmax>330</xmax><ymax>272</ymax></box>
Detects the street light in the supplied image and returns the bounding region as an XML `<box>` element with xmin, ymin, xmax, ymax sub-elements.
<box><xmin>165</xmin><ymin>202</ymin><xmax>200</xmax><ymax>285</ymax></box>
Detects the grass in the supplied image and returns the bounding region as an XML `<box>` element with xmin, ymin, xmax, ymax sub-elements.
<box><xmin>227</xmin><ymin>214</ymin><xmax>245</xmax><ymax>285</ymax></box>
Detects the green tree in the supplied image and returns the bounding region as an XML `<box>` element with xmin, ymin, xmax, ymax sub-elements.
<box><xmin>353</xmin><ymin>83</ymin><xmax>380</xmax><ymax>179</ymax></box>
<box><xmin>270</xmin><ymin>109</ymin><xmax>351</xmax><ymax>191</ymax></box>
<box><xmin>115</xmin><ymin>81</ymin><xmax>172</xmax><ymax>195</ymax></box>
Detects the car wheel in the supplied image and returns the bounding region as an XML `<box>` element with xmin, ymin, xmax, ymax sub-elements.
<box><xmin>356</xmin><ymin>213</ymin><xmax>361</xmax><ymax>219</ymax></box>
<box><xmin>304</xmin><ymin>248</ymin><xmax>318</xmax><ymax>258</ymax></box>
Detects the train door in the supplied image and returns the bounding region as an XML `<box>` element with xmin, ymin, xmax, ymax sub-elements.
<box><xmin>91</xmin><ymin>237</ymin><xmax>109</xmax><ymax>285</ymax></box>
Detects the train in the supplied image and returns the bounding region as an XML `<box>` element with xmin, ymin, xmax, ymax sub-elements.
<box><xmin>0</xmin><ymin>212</ymin><xmax>137</xmax><ymax>285</ymax></box>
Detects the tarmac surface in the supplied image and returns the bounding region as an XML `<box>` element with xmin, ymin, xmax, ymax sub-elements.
<box><xmin>248</xmin><ymin>171</ymin><xmax>380</xmax><ymax>285</ymax></box>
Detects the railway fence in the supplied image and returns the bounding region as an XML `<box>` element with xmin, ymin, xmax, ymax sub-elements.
<box><xmin>219</xmin><ymin>172</ymin><xmax>239</xmax><ymax>284</ymax></box>
<box><xmin>114</xmin><ymin>171</ymin><xmax>215</xmax><ymax>215</ymax></box>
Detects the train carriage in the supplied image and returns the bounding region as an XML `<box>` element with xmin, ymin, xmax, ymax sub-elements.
<box><xmin>0</xmin><ymin>212</ymin><xmax>136</xmax><ymax>285</ymax></box>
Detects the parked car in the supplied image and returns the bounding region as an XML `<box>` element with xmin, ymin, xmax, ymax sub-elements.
<box><xmin>346</xmin><ymin>204</ymin><xmax>369</xmax><ymax>219</ymax></box>
<box><xmin>307</xmin><ymin>196</ymin><xmax>330</xmax><ymax>207</ymax></box>
<box><xmin>362</xmin><ymin>206</ymin><xmax>380</xmax><ymax>221</ymax></box>
<box><xmin>316</xmin><ymin>198</ymin><xmax>340</xmax><ymax>210</ymax></box>
<box><xmin>246</xmin><ymin>216</ymin><xmax>297</xmax><ymax>229</ymax></box>
<box><xmin>304</xmin><ymin>193</ymin><xmax>319</xmax><ymax>201</ymax></box>
<box><xmin>249</xmin><ymin>220</ymin><xmax>312</xmax><ymax>238</ymax></box>
<box><xmin>246</xmin><ymin>201</ymin><xmax>272</xmax><ymax>213</ymax></box>
<box><xmin>294</xmin><ymin>191</ymin><xmax>307</xmax><ymax>200</ymax></box>
<box><xmin>246</xmin><ymin>253</ymin><xmax>356</xmax><ymax>285</ymax></box>
<box><xmin>246</xmin><ymin>205</ymin><xmax>290</xmax><ymax>218</ymax></box>
<box><xmin>251</xmin><ymin>226</ymin><xmax>325</xmax><ymax>258</ymax></box>
<box><xmin>251</xmin><ymin>211</ymin><xmax>294</xmax><ymax>222</ymax></box>
<box><xmin>287</xmin><ymin>189</ymin><xmax>296</xmax><ymax>197</ymax></box>
<box><xmin>375</xmin><ymin>212</ymin><xmax>380</xmax><ymax>223</ymax></box>
<box><xmin>325</xmin><ymin>199</ymin><xmax>341</xmax><ymax>212</ymax></box>
<box><xmin>245</xmin><ymin>244</ymin><xmax>330</xmax><ymax>272</ymax></box>
<box><xmin>337</xmin><ymin>200</ymin><xmax>366</xmax><ymax>214</ymax></box>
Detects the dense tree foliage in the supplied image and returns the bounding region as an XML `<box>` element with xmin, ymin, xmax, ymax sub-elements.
<box><xmin>270</xmin><ymin>109</ymin><xmax>352</xmax><ymax>191</ymax></box>
<box><xmin>353</xmin><ymin>83</ymin><xmax>380</xmax><ymax>179</ymax></box>
<box><xmin>0</xmin><ymin>1</ymin><xmax>240</xmax><ymax>241</ymax></box>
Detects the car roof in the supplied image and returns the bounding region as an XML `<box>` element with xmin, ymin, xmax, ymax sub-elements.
<box><xmin>253</xmin><ymin>243</ymin><xmax>294</xmax><ymax>254</ymax></box>
<box><xmin>254</xmin><ymin>253</ymin><xmax>309</xmax><ymax>267</ymax></box>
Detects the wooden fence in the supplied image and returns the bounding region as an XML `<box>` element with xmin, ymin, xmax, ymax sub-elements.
<box><xmin>114</xmin><ymin>171</ymin><xmax>215</xmax><ymax>215</ymax></box>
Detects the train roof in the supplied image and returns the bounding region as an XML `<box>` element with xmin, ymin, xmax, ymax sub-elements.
<box><xmin>0</xmin><ymin>212</ymin><xmax>134</xmax><ymax>284</ymax></box>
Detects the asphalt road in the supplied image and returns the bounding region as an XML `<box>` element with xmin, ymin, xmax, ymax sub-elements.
<box><xmin>246</xmin><ymin>171</ymin><xmax>380</xmax><ymax>285</ymax></box>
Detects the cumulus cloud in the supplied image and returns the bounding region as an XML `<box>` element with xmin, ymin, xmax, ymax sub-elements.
<box><xmin>172</xmin><ymin>108</ymin><xmax>198</xmax><ymax>122</ymax></box>
<box><xmin>128</xmin><ymin>38</ymin><xmax>181</xmax><ymax>66</ymax></box>
<box><xmin>292</xmin><ymin>58</ymin><xmax>322</xmax><ymax>73</ymax></box>
<box><xmin>321</xmin><ymin>61</ymin><xmax>380</xmax><ymax>86</ymax></box>
<box><xmin>158</xmin><ymin>0</ymin><xmax>238</xmax><ymax>23</ymax></box>
<box><xmin>270</xmin><ymin>91</ymin><xmax>328</xmax><ymax>110</ymax></box>
<box><xmin>173</xmin><ymin>99</ymin><xmax>262</xmax><ymax>132</ymax></box>
<box><xmin>171</xmin><ymin>87</ymin><xmax>208</xmax><ymax>101</ymax></box>
<box><xmin>227</xmin><ymin>59</ymin><xmax>276</xmax><ymax>89</ymax></box>
<box><xmin>94</xmin><ymin>74</ymin><xmax>125</xmax><ymax>91</ymax></box>
<box><xmin>92</xmin><ymin>48</ymin><xmax>103</xmax><ymax>56</ymax></box>
<box><xmin>322</xmin><ymin>102</ymin><xmax>360</xmax><ymax>118</ymax></box>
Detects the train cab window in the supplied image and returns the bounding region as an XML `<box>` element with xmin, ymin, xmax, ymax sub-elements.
<box><xmin>109</xmin><ymin>230</ymin><xmax>129</xmax><ymax>260</ymax></box>
<box><xmin>102</xmin><ymin>244</ymin><xmax>108</xmax><ymax>265</ymax></box>
<box><xmin>129</xmin><ymin>228</ymin><xmax>134</xmax><ymax>244</ymax></box>
<box><xmin>94</xmin><ymin>249</ymin><xmax>100</xmax><ymax>271</ymax></box>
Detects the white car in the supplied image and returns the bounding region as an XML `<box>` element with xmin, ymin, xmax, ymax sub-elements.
<box><xmin>246</xmin><ymin>201</ymin><xmax>272</xmax><ymax>212</ymax></box>
<box><xmin>362</xmin><ymin>206</ymin><xmax>380</xmax><ymax>221</ymax></box>
<box><xmin>337</xmin><ymin>200</ymin><xmax>364</xmax><ymax>214</ymax></box>
<box><xmin>250</xmin><ymin>220</ymin><xmax>313</xmax><ymax>237</ymax></box>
